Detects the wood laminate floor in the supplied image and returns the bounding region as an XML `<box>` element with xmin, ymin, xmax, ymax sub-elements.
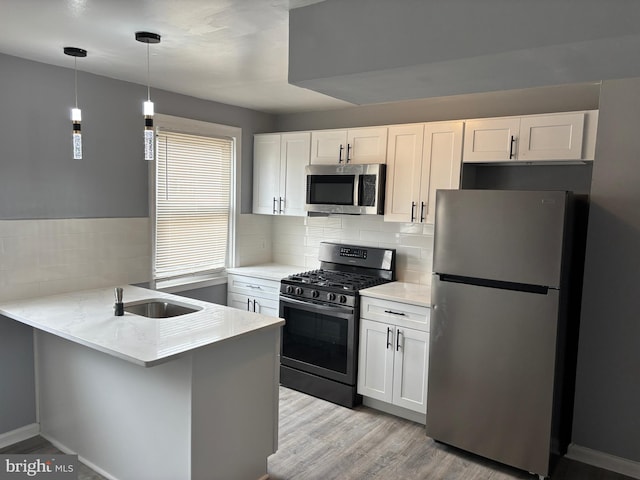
<box><xmin>1</xmin><ymin>386</ymin><xmax>634</xmax><ymax>480</ymax></box>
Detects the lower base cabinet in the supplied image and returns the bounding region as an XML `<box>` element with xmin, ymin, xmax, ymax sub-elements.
<box><xmin>357</xmin><ymin>297</ymin><xmax>430</xmax><ymax>414</ymax></box>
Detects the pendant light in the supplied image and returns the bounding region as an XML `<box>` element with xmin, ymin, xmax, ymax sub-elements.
<box><xmin>135</xmin><ymin>31</ymin><xmax>161</xmax><ymax>161</ymax></box>
<box><xmin>63</xmin><ymin>47</ymin><xmax>87</xmax><ymax>160</ymax></box>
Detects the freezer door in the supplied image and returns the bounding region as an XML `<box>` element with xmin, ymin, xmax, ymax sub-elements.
<box><xmin>433</xmin><ymin>190</ymin><xmax>569</xmax><ymax>288</ymax></box>
<box><xmin>426</xmin><ymin>276</ymin><xmax>559</xmax><ymax>476</ymax></box>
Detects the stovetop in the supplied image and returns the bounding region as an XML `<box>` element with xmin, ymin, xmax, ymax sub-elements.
<box><xmin>280</xmin><ymin>268</ymin><xmax>391</xmax><ymax>307</ymax></box>
<box><xmin>285</xmin><ymin>269</ymin><xmax>389</xmax><ymax>291</ymax></box>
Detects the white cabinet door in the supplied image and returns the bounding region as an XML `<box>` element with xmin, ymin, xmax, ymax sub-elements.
<box><xmin>253</xmin><ymin>134</ymin><xmax>281</xmax><ymax>214</ymax></box>
<box><xmin>392</xmin><ymin>327</ymin><xmax>429</xmax><ymax>413</ymax></box>
<box><xmin>384</xmin><ymin>121</ymin><xmax>463</xmax><ymax>224</ymax></box>
<box><xmin>280</xmin><ymin>132</ymin><xmax>311</xmax><ymax>216</ymax></box>
<box><xmin>463</xmin><ymin>117</ymin><xmax>520</xmax><ymax>162</ymax></box>
<box><xmin>228</xmin><ymin>292</ymin><xmax>254</xmax><ymax>312</ymax></box>
<box><xmin>253</xmin><ymin>132</ymin><xmax>310</xmax><ymax>216</ymax></box>
<box><xmin>310</xmin><ymin>129</ymin><xmax>348</xmax><ymax>164</ymax></box>
<box><xmin>357</xmin><ymin>319</ymin><xmax>394</xmax><ymax>403</ymax></box>
<box><xmin>311</xmin><ymin>127</ymin><xmax>387</xmax><ymax>164</ymax></box>
<box><xmin>250</xmin><ymin>297</ymin><xmax>280</xmax><ymax>316</ymax></box>
<box><xmin>519</xmin><ymin>112</ymin><xmax>584</xmax><ymax>161</ymax></box>
<box><xmin>347</xmin><ymin>127</ymin><xmax>388</xmax><ymax>164</ymax></box>
<box><xmin>422</xmin><ymin>121</ymin><xmax>464</xmax><ymax>224</ymax></box>
<box><xmin>384</xmin><ymin>124</ymin><xmax>425</xmax><ymax>222</ymax></box>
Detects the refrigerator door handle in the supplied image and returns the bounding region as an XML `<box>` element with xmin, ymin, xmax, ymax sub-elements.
<box><xmin>437</xmin><ymin>273</ymin><xmax>549</xmax><ymax>295</ymax></box>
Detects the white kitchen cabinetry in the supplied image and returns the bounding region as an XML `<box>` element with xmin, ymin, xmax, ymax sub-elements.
<box><xmin>463</xmin><ymin>111</ymin><xmax>597</xmax><ymax>163</ymax></box>
<box><xmin>358</xmin><ymin>296</ymin><xmax>430</xmax><ymax>415</ymax></box>
<box><xmin>310</xmin><ymin>127</ymin><xmax>388</xmax><ymax>164</ymax></box>
<box><xmin>227</xmin><ymin>274</ymin><xmax>281</xmax><ymax>316</ymax></box>
<box><xmin>385</xmin><ymin>121</ymin><xmax>463</xmax><ymax>224</ymax></box>
<box><xmin>253</xmin><ymin>132</ymin><xmax>310</xmax><ymax>216</ymax></box>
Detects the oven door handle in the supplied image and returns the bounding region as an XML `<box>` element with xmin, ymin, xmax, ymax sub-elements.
<box><xmin>280</xmin><ymin>296</ymin><xmax>354</xmax><ymax>316</ymax></box>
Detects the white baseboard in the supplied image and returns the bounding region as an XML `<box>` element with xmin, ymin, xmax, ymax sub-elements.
<box><xmin>567</xmin><ymin>443</ymin><xmax>640</xmax><ymax>479</ymax></box>
<box><xmin>0</xmin><ymin>423</ymin><xmax>39</xmax><ymax>449</ymax></box>
<box><xmin>40</xmin><ymin>433</ymin><xmax>120</xmax><ymax>480</ymax></box>
<box><xmin>362</xmin><ymin>397</ymin><xmax>426</xmax><ymax>425</ymax></box>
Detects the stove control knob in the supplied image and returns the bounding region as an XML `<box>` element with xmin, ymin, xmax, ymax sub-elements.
<box><xmin>327</xmin><ymin>292</ymin><xmax>336</xmax><ymax>301</ymax></box>
<box><xmin>295</xmin><ymin>287</ymin><xmax>303</xmax><ymax>296</ymax></box>
<box><xmin>339</xmin><ymin>295</ymin><xmax>347</xmax><ymax>304</ymax></box>
<box><xmin>311</xmin><ymin>290</ymin><xmax>319</xmax><ymax>298</ymax></box>
<box><xmin>285</xmin><ymin>285</ymin><xmax>293</xmax><ymax>294</ymax></box>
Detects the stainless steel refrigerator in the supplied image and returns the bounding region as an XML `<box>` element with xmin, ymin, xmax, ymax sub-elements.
<box><xmin>426</xmin><ymin>189</ymin><xmax>582</xmax><ymax>479</ymax></box>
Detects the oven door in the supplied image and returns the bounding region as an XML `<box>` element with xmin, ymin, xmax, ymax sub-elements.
<box><xmin>279</xmin><ymin>295</ymin><xmax>357</xmax><ymax>385</ymax></box>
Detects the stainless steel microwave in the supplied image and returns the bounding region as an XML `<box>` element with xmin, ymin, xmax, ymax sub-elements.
<box><xmin>305</xmin><ymin>163</ymin><xmax>386</xmax><ymax>215</ymax></box>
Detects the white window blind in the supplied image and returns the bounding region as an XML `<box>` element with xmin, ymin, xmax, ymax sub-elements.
<box><xmin>154</xmin><ymin>130</ymin><xmax>232</xmax><ymax>281</ymax></box>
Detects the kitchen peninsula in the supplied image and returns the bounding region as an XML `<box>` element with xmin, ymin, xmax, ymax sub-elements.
<box><xmin>0</xmin><ymin>285</ymin><xmax>282</xmax><ymax>480</ymax></box>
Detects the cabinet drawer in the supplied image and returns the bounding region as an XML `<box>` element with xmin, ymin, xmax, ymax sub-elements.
<box><xmin>360</xmin><ymin>297</ymin><xmax>430</xmax><ymax>332</ymax></box>
<box><xmin>227</xmin><ymin>274</ymin><xmax>281</xmax><ymax>300</ymax></box>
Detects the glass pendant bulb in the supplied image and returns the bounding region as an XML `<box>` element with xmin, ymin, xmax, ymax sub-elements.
<box><xmin>72</xmin><ymin>108</ymin><xmax>82</xmax><ymax>160</ymax></box>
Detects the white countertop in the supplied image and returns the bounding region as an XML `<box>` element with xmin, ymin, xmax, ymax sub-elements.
<box><xmin>227</xmin><ymin>263</ymin><xmax>302</xmax><ymax>281</ymax></box>
<box><xmin>0</xmin><ymin>285</ymin><xmax>284</xmax><ymax>367</ymax></box>
<box><xmin>360</xmin><ymin>281</ymin><xmax>432</xmax><ymax>307</ymax></box>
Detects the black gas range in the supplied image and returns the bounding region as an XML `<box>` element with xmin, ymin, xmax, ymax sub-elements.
<box><xmin>279</xmin><ymin>242</ymin><xmax>396</xmax><ymax>408</ymax></box>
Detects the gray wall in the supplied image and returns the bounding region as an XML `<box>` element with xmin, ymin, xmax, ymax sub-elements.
<box><xmin>0</xmin><ymin>53</ymin><xmax>276</xmax><ymax>219</ymax></box>
<box><xmin>275</xmin><ymin>82</ymin><xmax>600</xmax><ymax>131</ymax></box>
<box><xmin>0</xmin><ymin>317</ymin><xmax>36</xmax><ymax>432</ymax></box>
<box><xmin>0</xmin><ymin>53</ymin><xmax>275</xmax><ymax>438</ymax></box>
<box><xmin>571</xmin><ymin>77</ymin><xmax>640</xmax><ymax>462</ymax></box>
<box><xmin>289</xmin><ymin>0</ymin><xmax>640</xmax><ymax>105</ymax></box>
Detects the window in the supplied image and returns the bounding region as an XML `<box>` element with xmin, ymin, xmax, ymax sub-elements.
<box><xmin>152</xmin><ymin>115</ymin><xmax>240</xmax><ymax>290</ymax></box>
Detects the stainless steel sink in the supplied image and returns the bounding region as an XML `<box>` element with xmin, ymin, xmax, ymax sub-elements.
<box><xmin>124</xmin><ymin>299</ymin><xmax>202</xmax><ymax>318</ymax></box>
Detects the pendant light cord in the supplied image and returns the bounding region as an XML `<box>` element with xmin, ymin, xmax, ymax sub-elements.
<box><xmin>74</xmin><ymin>57</ymin><xmax>78</xmax><ymax>109</ymax></box>
<box><xmin>147</xmin><ymin>42</ymin><xmax>151</xmax><ymax>102</ymax></box>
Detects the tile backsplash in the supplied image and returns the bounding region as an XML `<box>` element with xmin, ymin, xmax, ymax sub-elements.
<box><xmin>0</xmin><ymin>214</ymin><xmax>433</xmax><ymax>304</ymax></box>
<box><xmin>269</xmin><ymin>215</ymin><xmax>434</xmax><ymax>285</ymax></box>
<box><xmin>0</xmin><ymin>218</ymin><xmax>150</xmax><ymax>302</ymax></box>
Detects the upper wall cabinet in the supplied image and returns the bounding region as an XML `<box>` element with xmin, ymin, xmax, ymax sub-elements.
<box><xmin>463</xmin><ymin>111</ymin><xmax>598</xmax><ymax>163</ymax></box>
<box><xmin>253</xmin><ymin>132</ymin><xmax>310</xmax><ymax>216</ymax></box>
<box><xmin>311</xmin><ymin>127</ymin><xmax>388</xmax><ymax>164</ymax></box>
<box><xmin>385</xmin><ymin>121</ymin><xmax>463</xmax><ymax>224</ymax></box>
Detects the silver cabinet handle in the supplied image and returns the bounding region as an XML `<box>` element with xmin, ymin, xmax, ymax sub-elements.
<box><xmin>386</xmin><ymin>327</ymin><xmax>393</xmax><ymax>349</ymax></box>
<box><xmin>279</xmin><ymin>197</ymin><xmax>284</xmax><ymax>214</ymax></box>
<box><xmin>384</xmin><ymin>309</ymin><xmax>406</xmax><ymax>316</ymax></box>
<box><xmin>338</xmin><ymin>144</ymin><xmax>344</xmax><ymax>163</ymax></box>
<box><xmin>396</xmin><ymin>329</ymin><xmax>402</xmax><ymax>351</ymax></box>
<box><xmin>272</xmin><ymin>197</ymin><xmax>277</xmax><ymax>214</ymax></box>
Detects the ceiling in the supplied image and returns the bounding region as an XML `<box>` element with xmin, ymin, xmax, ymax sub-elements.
<box><xmin>0</xmin><ymin>0</ymin><xmax>351</xmax><ymax>114</ymax></box>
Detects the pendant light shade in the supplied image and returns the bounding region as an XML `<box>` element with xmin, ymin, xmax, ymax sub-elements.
<box><xmin>136</xmin><ymin>31</ymin><xmax>161</xmax><ymax>161</ymax></box>
<box><xmin>64</xmin><ymin>47</ymin><xmax>87</xmax><ymax>160</ymax></box>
